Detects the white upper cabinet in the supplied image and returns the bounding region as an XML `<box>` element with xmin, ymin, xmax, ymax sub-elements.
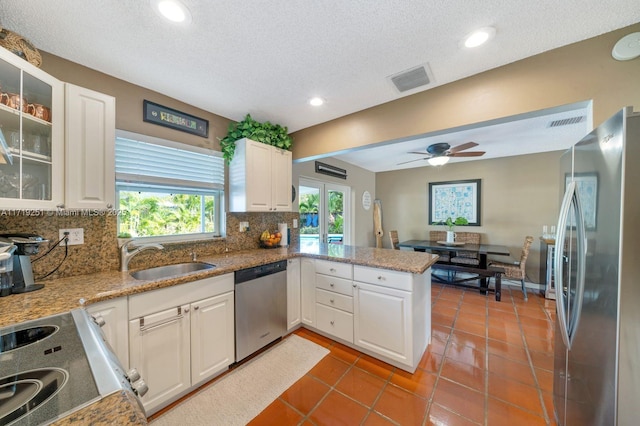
<box><xmin>0</xmin><ymin>47</ymin><xmax>64</xmax><ymax>208</ymax></box>
<box><xmin>64</xmin><ymin>83</ymin><xmax>115</xmax><ymax>209</ymax></box>
<box><xmin>229</xmin><ymin>138</ymin><xmax>292</xmax><ymax>212</ymax></box>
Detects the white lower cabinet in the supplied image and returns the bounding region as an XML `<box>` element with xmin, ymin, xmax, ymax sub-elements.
<box><xmin>129</xmin><ymin>305</ymin><xmax>191</xmax><ymax>414</ymax></box>
<box><xmin>353</xmin><ymin>265</ymin><xmax>430</xmax><ymax>373</ymax></box>
<box><xmin>190</xmin><ymin>292</ymin><xmax>235</xmax><ymax>386</ymax></box>
<box><xmin>300</xmin><ymin>257</ymin><xmax>316</xmax><ymax>326</ymax></box>
<box><xmin>353</xmin><ymin>282</ymin><xmax>410</xmax><ymax>364</ymax></box>
<box><xmin>316</xmin><ymin>303</ymin><xmax>353</xmax><ymax>343</ymax></box>
<box><xmin>86</xmin><ymin>297</ymin><xmax>129</xmax><ymax>368</ymax></box>
<box><xmin>286</xmin><ymin>258</ymin><xmax>301</xmax><ymax>330</ymax></box>
<box><xmin>128</xmin><ymin>273</ymin><xmax>234</xmax><ymax>415</ymax></box>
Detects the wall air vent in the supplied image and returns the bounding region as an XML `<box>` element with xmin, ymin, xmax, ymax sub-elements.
<box><xmin>388</xmin><ymin>63</ymin><xmax>434</xmax><ymax>93</ymax></box>
<box><xmin>315</xmin><ymin>161</ymin><xmax>347</xmax><ymax>179</ymax></box>
<box><xmin>548</xmin><ymin>116</ymin><xmax>586</xmax><ymax>128</ymax></box>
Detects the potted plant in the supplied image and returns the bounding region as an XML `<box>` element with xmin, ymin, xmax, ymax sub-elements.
<box><xmin>218</xmin><ymin>114</ymin><xmax>293</xmax><ymax>164</ymax></box>
<box><xmin>441</xmin><ymin>216</ymin><xmax>468</xmax><ymax>242</ymax></box>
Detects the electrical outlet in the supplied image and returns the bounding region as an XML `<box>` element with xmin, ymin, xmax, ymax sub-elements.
<box><xmin>293</xmin><ymin>219</ymin><xmax>298</xmax><ymax>228</ymax></box>
<box><xmin>239</xmin><ymin>221</ymin><xmax>249</xmax><ymax>232</ymax></box>
<box><xmin>59</xmin><ymin>228</ymin><xmax>84</xmax><ymax>245</ymax></box>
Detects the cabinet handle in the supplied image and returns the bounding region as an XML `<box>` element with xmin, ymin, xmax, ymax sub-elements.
<box><xmin>330</xmin><ymin>320</ymin><xmax>335</xmax><ymax>326</ymax></box>
<box><xmin>330</xmin><ymin>268</ymin><xmax>336</xmax><ymax>272</ymax></box>
<box><xmin>194</xmin><ymin>305</ymin><xmax>199</xmax><ymax>310</ymax></box>
<box><xmin>330</xmin><ymin>298</ymin><xmax>335</xmax><ymax>303</ymax></box>
<box><xmin>56</xmin><ymin>203</ymin><xmax>64</xmax><ymax>209</ymax></box>
<box><xmin>106</xmin><ymin>203</ymin><xmax>113</xmax><ymax>209</ymax></box>
<box><xmin>330</xmin><ymin>283</ymin><xmax>335</xmax><ymax>287</ymax></box>
<box><xmin>377</xmin><ymin>275</ymin><xmax>386</xmax><ymax>281</ymax></box>
<box><xmin>139</xmin><ymin>315</ymin><xmax>183</xmax><ymax>332</ymax></box>
<box><xmin>352</xmin><ymin>284</ymin><xmax>357</xmax><ymax>288</ymax></box>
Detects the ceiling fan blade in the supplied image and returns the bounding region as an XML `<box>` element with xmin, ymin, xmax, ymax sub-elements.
<box><xmin>407</xmin><ymin>151</ymin><xmax>432</xmax><ymax>156</ymax></box>
<box><xmin>448</xmin><ymin>142</ymin><xmax>478</xmax><ymax>153</ymax></box>
<box><xmin>397</xmin><ymin>157</ymin><xmax>430</xmax><ymax>165</ymax></box>
<box><xmin>449</xmin><ymin>151</ymin><xmax>485</xmax><ymax>157</ymax></box>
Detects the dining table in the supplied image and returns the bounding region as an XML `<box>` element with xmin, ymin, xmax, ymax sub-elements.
<box><xmin>397</xmin><ymin>239</ymin><xmax>511</xmax><ymax>301</ymax></box>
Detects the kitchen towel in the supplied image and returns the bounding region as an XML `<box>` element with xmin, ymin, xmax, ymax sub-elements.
<box><xmin>278</xmin><ymin>223</ymin><xmax>288</xmax><ymax>246</ymax></box>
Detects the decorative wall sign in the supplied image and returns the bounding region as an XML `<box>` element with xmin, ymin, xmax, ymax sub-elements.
<box><xmin>429</xmin><ymin>179</ymin><xmax>481</xmax><ymax>226</ymax></box>
<box><xmin>362</xmin><ymin>190</ymin><xmax>372</xmax><ymax>210</ymax></box>
<box><xmin>143</xmin><ymin>100</ymin><xmax>209</xmax><ymax>137</ymax></box>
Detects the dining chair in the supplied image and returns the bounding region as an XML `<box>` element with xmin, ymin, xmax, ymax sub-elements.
<box><xmin>488</xmin><ymin>236</ymin><xmax>534</xmax><ymax>301</ymax></box>
<box><xmin>428</xmin><ymin>231</ymin><xmax>450</xmax><ymax>262</ymax></box>
<box><xmin>450</xmin><ymin>232</ymin><xmax>481</xmax><ymax>266</ymax></box>
<box><xmin>389</xmin><ymin>230</ymin><xmax>399</xmax><ymax>250</ymax></box>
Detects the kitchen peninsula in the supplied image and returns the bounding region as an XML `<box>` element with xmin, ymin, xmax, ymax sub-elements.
<box><xmin>0</xmin><ymin>244</ymin><xmax>437</xmax><ymax>424</ymax></box>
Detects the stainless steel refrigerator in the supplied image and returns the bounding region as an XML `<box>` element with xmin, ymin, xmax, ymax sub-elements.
<box><xmin>553</xmin><ymin>107</ymin><xmax>640</xmax><ymax>425</ymax></box>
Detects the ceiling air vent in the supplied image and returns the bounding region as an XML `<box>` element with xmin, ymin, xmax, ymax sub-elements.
<box><xmin>388</xmin><ymin>63</ymin><xmax>434</xmax><ymax>93</ymax></box>
<box><xmin>548</xmin><ymin>116</ymin><xmax>586</xmax><ymax>128</ymax></box>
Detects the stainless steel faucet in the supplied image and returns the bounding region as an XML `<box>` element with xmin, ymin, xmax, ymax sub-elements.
<box><xmin>120</xmin><ymin>242</ymin><xmax>164</xmax><ymax>272</ymax></box>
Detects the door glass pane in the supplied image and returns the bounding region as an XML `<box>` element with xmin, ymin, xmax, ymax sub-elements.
<box><xmin>327</xmin><ymin>189</ymin><xmax>344</xmax><ymax>244</ymax></box>
<box><xmin>299</xmin><ymin>184</ymin><xmax>320</xmax><ymax>248</ymax></box>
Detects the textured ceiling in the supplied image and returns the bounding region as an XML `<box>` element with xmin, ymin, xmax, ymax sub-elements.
<box><xmin>1</xmin><ymin>1</ymin><xmax>638</xmax><ymax>133</ymax></box>
<box><xmin>0</xmin><ymin>1</ymin><xmax>638</xmax><ymax>171</ymax></box>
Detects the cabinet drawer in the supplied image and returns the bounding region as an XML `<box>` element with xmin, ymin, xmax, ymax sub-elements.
<box><xmin>316</xmin><ymin>303</ymin><xmax>353</xmax><ymax>343</ymax></box>
<box><xmin>353</xmin><ymin>265</ymin><xmax>413</xmax><ymax>292</ymax></box>
<box><xmin>315</xmin><ymin>260</ymin><xmax>352</xmax><ymax>279</ymax></box>
<box><xmin>316</xmin><ymin>288</ymin><xmax>353</xmax><ymax>313</ymax></box>
<box><xmin>316</xmin><ymin>274</ymin><xmax>353</xmax><ymax>296</ymax></box>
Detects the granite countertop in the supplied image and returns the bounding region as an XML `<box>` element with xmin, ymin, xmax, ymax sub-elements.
<box><xmin>0</xmin><ymin>244</ymin><xmax>437</xmax><ymax>328</ymax></box>
<box><xmin>0</xmin><ymin>244</ymin><xmax>436</xmax><ymax>425</ymax></box>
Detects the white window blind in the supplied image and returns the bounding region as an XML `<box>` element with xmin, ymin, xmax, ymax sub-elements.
<box><xmin>115</xmin><ymin>132</ymin><xmax>224</xmax><ymax>190</ymax></box>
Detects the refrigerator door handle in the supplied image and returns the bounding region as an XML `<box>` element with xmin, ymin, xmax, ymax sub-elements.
<box><xmin>568</xmin><ymin>187</ymin><xmax>587</xmax><ymax>343</ymax></box>
<box><xmin>554</xmin><ymin>181</ymin><xmax>587</xmax><ymax>351</ymax></box>
<box><xmin>555</xmin><ymin>184</ymin><xmax>573</xmax><ymax>349</ymax></box>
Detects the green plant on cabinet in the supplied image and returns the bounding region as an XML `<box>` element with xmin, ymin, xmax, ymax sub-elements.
<box><xmin>219</xmin><ymin>114</ymin><xmax>293</xmax><ymax>164</ymax></box>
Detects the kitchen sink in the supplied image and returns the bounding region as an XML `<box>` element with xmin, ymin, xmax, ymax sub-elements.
<box><xmin>130</xmin><ymin>262</ymin><xmax>216</xmax><ymax>280</ymax></box>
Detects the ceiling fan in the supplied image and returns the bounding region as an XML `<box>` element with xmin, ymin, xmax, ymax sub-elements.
<box><xmin>398</xmin><ymin>141</ymin><xmax>485</xmax><ymax>166</ymax></box>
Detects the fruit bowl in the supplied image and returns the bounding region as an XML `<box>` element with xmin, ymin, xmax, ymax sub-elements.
<box><xmin>259</xmin><ymin>230</ymin><xmax>282</xmax><ymax>248</ymax></box>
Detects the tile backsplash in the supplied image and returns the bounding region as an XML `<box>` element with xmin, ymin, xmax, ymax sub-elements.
<box><xmin>0</xmin><ymin>210</ymin><xmax>300</xmax><ymax>281</ymax></box>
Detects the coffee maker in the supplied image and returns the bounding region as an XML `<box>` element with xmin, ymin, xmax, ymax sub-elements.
<box><xmin>0</xmin><ymin>233</ymin><xmax>48</xmax><ymax>293</ymax></box>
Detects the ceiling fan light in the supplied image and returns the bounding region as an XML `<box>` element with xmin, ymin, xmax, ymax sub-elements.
<box><xmin>428</xmin><ymin>156</ymin><xmax>450</xmax><ymax>166</ymax></box>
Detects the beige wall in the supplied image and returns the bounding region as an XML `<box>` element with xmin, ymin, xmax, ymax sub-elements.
<box><xmin>39</xmin><ymin>52</ymin><xmax>233</xmax><ymax>151</ymax></box>
<box><xmin>290</xmin><ymin>23</ymin><xmax>640</xmax><ymax>161</ymax></box>
<box><xmin>293</xmin><ymin>157</ymin><xmax>376</xmax><ymax>247</ymax></box>
<box><xmin>375</xmin><ymin>151</ymin><xmax>564</xmax><ymax>283</ymax></box>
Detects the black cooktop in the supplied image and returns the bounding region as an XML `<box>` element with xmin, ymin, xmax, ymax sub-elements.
<box><xmin>0</xmin><ymin>312</ymin><xmax>99</xmax><ymax>426</ymax></box>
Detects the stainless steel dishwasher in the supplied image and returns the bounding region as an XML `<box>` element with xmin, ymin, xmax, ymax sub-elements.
<box><xmin>234</xmin><ymin>260</ymin><xmax>287</xmax><ymax>362</ymax></box>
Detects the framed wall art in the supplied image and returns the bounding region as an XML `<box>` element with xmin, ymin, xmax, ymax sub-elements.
<box><xmin>428</xmin><ymin>179</ymin><xmax>481</xmax><ymax>226</ymax></box>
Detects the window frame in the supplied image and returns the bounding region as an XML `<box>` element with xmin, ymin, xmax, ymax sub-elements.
<box><xmin>115</xmin><ymin>130</ymin><xmax>225</xmax><ymax>243</ymax></box>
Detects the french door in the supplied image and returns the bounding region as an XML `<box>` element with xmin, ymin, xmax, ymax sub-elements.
<box><xmin>298</xmin><ymin>178</ymin><xmax>351</xmax><ymax>246</ymax></box>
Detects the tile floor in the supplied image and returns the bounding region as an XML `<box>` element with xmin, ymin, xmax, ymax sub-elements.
<box><xmin>249</xmin><ymin>283</ymin><xmax>557</xmax><ymax>426</ymax></box>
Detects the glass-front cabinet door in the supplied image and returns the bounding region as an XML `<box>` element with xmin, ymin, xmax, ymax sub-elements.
<box><xmin>0</xmin><ymin>48</ymin><xmax>63</xmax><ymax>208</ymax></box>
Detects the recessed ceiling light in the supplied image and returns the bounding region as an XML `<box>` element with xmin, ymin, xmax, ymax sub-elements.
<box><xmin>309</xmin><ymin>97</ymin><xmax>325</xmax><ymax>106</ymax></box>
<box><xmin>462</xmin><ymin>27</ymin><xmax>496</xmax><ymax>48</ymax></box>
<box><xmin>151</xmin><ymin>0</ymin><xmax>192</xmax><ymax>24</ymax></box>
